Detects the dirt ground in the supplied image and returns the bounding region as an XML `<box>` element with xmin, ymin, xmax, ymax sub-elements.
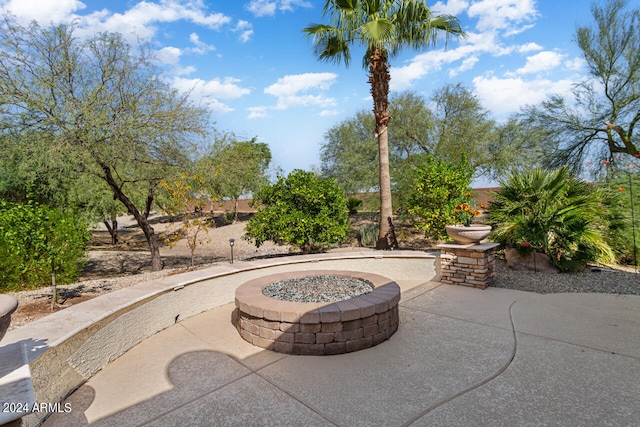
<box><xmin>9</xmin><ymin>213</ymin><xmax>434</xmax><ymax>327</ymax></box>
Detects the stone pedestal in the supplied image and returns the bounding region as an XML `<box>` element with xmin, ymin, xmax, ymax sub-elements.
<box><xmin>437</xmin><ymin>242</ymin><xmax>500</xmax><ymax>289</ymax></box>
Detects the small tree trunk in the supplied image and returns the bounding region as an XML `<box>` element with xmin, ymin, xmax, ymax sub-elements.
<box><xmin>51</xmin><ymin>262</ymin><xmax>57</xmax><ymax>310</ymax></box>
<box><xmin>143</xmin><ymin>182</ymin><xmax>156</xmax><ymax>219</ymax></box>
<box><xmin>101</xmin><ymin>164</ymin><xmax>163</xmax><ymax>271</ymax></box>
<box><xmin>233</xmin><ymin>197</ymin><xmax>239</xmax><ymax>223</ymax></box>
<box><xmin>104</xmin><ymin>217</ymin><xmax>119</xmax><ymax>245</ymax></box>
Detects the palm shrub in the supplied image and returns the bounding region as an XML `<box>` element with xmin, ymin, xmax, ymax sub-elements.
<box><xmin>244</xmin><ymin>170</ymin><xmax>350</xmax><ymax>253</ymax></box>
<box><xmin>487</xmin><ymin>167</ymin><xmax>617</xmax><ymax>272</ymax></box>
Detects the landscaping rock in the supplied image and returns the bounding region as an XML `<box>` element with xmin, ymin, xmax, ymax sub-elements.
<box><xmin>505</xmin><ymin>248</ymin><xmax>558</xmax><ymax>273</ymax></box>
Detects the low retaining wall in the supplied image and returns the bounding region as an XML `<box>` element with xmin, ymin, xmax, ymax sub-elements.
<box><xmin>0</xmin><ymin>251</ymin><xmax>437</xmax><ymax>427</ymax></box>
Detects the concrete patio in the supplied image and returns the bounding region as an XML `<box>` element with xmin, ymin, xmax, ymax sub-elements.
<box><xmin>41</xmin><ymin>280</ymin><xmax>640</xmax><ymax>426</ymax></box>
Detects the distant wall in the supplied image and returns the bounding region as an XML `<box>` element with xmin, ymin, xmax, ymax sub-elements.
<box><xmin>471</xmin><ymin>187</ymin><xmax>501</xmax><ymax>207</ymax></box>
<box><xmin>203</xmin><ymin>187</ymin><xmax>502</xmax><ymax>214</ymax></box>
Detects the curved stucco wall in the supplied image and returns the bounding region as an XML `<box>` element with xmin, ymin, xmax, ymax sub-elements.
<box><xmin>1</xmin><ymin>251</ymin><xmax>438</xmax><ymax>426</ymax></box>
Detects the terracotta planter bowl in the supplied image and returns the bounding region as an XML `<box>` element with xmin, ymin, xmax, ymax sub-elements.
<box><xmin>0</xmin><ymin>294</ymin><xmax>19</xmax><ymax>342</ymax></box>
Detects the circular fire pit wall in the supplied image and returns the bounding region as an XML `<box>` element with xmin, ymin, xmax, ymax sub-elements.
<box><xmin>234</xmin><ymin>270</ymin><xmax>400</xmax><ymax>355</ymax></box>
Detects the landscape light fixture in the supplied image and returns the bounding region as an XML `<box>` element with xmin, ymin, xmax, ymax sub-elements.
<box><xmin>229</xmin><ymin>238</ymin><xmax>235</xmax><ymax>264</ymax></box>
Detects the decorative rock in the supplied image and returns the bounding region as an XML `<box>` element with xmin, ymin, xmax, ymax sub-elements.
<box><xmin>504</xmin><ymin>248</ymin><xmax>558</xmax><ymax>273</ymax></box>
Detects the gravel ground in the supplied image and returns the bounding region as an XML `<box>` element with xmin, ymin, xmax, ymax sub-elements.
<box><xmin>493</xmin><ymin>259</ymin><xmax>640</xmax><ymax>295</ymax></box>
<box><xmin>263</xmin><ymin>275</ymin><xmax>373</xmax><ymax>303</ymax></box>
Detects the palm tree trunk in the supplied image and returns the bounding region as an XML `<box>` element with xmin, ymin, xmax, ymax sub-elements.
<box><xmin>369</xmin><ymin>48</ymin><xmax>394</xmax><ymax>249</ymax></box>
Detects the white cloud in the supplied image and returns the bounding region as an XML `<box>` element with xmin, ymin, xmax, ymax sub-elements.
<box><xmin>320</xmin><ymin>109</ymin><xmax>339</xmax><ymax>117</ymax></box>
<box><xmin>156</xmin><ymin>48</ymin><xmax>196</xmax><ymax>76</ymax></box>
<box><xmin>565</xmin><ymin>57</ymin><xmax>586</xmax><ymax>71</ymax></box>
<box><xmin>245</xmin><ymin>0</ymin><xmax>311</xmax><ymax>17</ymax></box>
<box><xmin>172</xmin><ymin>76</ymin><xmax>251</xmax><ymax>113</ymax></box>
<box><xmin>431</xmin><ymin>0</ymin><xmax>469</xmax><ymax>15</ymax></box>
<box><xmin>248</xmin><ymin>106</ymin><xmax>270</xmax><ymax>119</ymax></box>
<box><xmin>450</xmin><ymin>56</ymin><xmax>479</xmax><ymax>77</ymax></box>
<box><xmin>0</xmin><ymin>0</ymin><xmax>86</xmax><ymax>24</ymax></box>
<box><xmin>518</xmin><ymin>42</ymin><xmax>543</xmax><ymax>53</ymax></box>
<box><xmin>234</xmin><ymin>20</ymin><xmax>254</xmax><ymax>43</ymax></box>
<box><xmin>472</xmin><ymin>75</ymin><xmax>574</xmax><ymax>117</ymax></box>
<box><xmin>391</xmin><ymin>45</ymin><xmax>473</xmax><ymax>91</ymax></box>
<box><xmin>245</xmin><ymin>0</ymin><xmax>276</xmax><ymax>17</ymax></box>
<box><xmin>189</xmin><ymin>32</ymin><xmax>216</xmax><ymax>54</ymax></box>
<box><xmin>390</xmin><ymin>1</ymin><xmax>549</xmax><ymax>91</ymax></box>
<box><xmin>280</xmin><ymin>0</ymin><xmax>312</xmax><ymax>12</ymax></box>
<box><xmin>156</xmin><ymin>46</ymin><xmax>182</xmax><ymax>65</ymax></box>
<box><xmin>515</xmin><ymin>51</ymin><xmax>564</xmax><ymax>75</ymax></box>
<box><xmin>264</xmin><ymin>73</ymin><xmax>338</xmax><ymax>109</ymax></box>
<box><xmin>76</xmin><ymin>1</ymin><xmax>231</xmax><ymax>42</ymax></box>
<box><xmin>1</xmin><ymin>0</ymin><xmax>234</xmax><ymax>44</ymax></box>
<box><xmin>468</xmin><ymin>0</ymin><xmax>538</xmax><ymax>34</ymax></box>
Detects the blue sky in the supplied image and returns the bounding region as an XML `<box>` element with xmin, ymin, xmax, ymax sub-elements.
<box><xmin>0</xmin><ymin>0</ymin><xmax>598</xmax><ymax>179</ymax></box>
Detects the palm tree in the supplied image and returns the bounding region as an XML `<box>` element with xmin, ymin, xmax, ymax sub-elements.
<box><xmin>304</xmin><ymin>0</ymin><xmax>465</xmax><ymax>249</ymax></box>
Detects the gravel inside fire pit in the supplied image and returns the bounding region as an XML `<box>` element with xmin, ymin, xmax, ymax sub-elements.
<box><xmin>262</xmin><ymin>275</ymin><xmax>374</xmax><ymax>303</ymax></box>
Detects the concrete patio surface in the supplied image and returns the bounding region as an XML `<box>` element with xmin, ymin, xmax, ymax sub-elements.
<box><xmin>41</xmin><ymin>281</ymin><xmax>640</xmax><ymax>427</ymax></box>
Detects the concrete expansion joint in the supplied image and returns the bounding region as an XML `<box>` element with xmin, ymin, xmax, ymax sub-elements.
<box><xmin>399</xmin><ymin>283</ymin><xmax>444</xmax><ymax>305</ymax></box>
<box><xmin>144</xmin><ymin>370</ymin><xmax>257</xmax><ymax>426</ymax></box>
<box><xmin>252</xmin><ymin>369</ymin><xmax>342</xmax><ymax>427</ymax></box>
<box><xmin>401</xmin><ymin>301</ymin><xmax>519</xmax><ymax>426</ymax></box>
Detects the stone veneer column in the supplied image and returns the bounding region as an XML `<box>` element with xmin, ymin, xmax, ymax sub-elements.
<box><xmin>437</xmin><ymin>243</ymin><xmax>500</xmax><ymax>289</ymax></box>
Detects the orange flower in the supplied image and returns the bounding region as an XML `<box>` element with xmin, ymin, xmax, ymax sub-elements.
<box><xmin>618</xmin><ymin>187</ymin><xmax>625</xmax><ymax>192</ymax></box>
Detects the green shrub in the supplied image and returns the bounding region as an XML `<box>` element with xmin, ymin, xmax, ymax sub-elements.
<box><xmin>346</xmin><ymin>197</ymin><xmax>363</xmax><ymax>214</ymax></box>
<box><xmin>355</xmin><ymin>223</ymin><xmax>378</xmax><ymax>247</ymax></box>
<box><xmin>405</xmin><ymin>155</ymin><xmax>474</xmax><ymax>240</ymax></box>
<box><xmin>0</xmin><ymin>201</ymin><xmax>90</xmax><ymax>291</ymax></box>
<box><xmin>601</xmin><ymin>171</ymin><xmax>640</xmax><ymax>266</ymax></box>
<box><xmin>487</xmin><ymin>167</ymin><xmax>617</xmax><ymax>271</ymax></box>
<box><xmin>244</xmin><ymin>170</ymin><xmax>350</xmax><ymax>253</ymax></box>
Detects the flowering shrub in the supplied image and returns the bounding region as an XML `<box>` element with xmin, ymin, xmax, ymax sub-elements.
<box><xmin>454</xmin><ymin>193</ymin><xmax>486</xmax><ymax>226</ymax></box>
<box><xmin>514</xmin><ymin>241</ymin><xmax>535</xmax><ymax>257</ymax></box>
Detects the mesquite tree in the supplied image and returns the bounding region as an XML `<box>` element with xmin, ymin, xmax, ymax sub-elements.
<box><xmin>0</xmin><ymin>17</ymin><xmax>210</xmax><ymax>270</ymax></box>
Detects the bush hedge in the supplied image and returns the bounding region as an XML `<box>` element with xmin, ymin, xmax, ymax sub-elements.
<box><xmin>0</xmin><ymin>201</ymin><xmax>90</xmax><ymax>291</ymax></box>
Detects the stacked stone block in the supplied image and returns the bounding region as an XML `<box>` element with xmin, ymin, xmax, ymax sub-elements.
<box><xmin>437</xmin><ymin>243</ymin><xmax>500</xmax><ymax>289</ymax></box>
<box><xmin>235</xmin><ymin>271</ymin><xmax>401</xmax><ymax>355</ymax></box>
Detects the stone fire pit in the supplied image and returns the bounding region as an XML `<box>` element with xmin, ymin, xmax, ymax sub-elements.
<box><xmin>234</xmin><ymin>270</ymin><xmax>400</xmax><ymax>355</ymax></box>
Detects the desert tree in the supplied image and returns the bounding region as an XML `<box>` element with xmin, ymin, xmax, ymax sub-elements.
<box><xmin>0</xmin><ymin>17</ymin><xmax>210</xmax><ymax>270</ymax></box>
<box><xmin>524</xmin><ymin>0</ymin><xmax>640</xmax><ymax>173</ymax></box>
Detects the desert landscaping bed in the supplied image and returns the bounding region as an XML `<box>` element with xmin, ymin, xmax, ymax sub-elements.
<box><xmin>5</xmin><ymin>217</ymin><xmax>640</xmax><ymax>331</ymax></box>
